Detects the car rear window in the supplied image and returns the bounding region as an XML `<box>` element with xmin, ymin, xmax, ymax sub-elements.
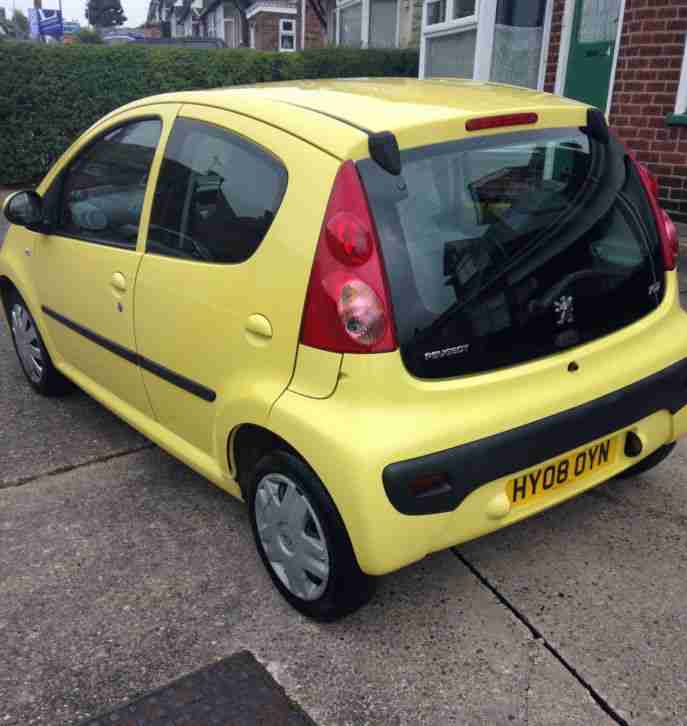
<box><xmin>358</xmin><ymin>128</ymin><xmax>665</xmax><ymax>379</ymax></box>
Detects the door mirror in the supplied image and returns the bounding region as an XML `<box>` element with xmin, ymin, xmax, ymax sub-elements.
<box><xmin>3</xmin><ymin>190</ymin><xmax>44</xmax><ymax>229</ymax></box>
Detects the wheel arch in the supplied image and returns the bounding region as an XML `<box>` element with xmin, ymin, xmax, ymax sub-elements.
<box><xmin>230</xmin><ymin>423</ymin><xmax>300</xmax><ymax>500</ymax></box>
<box><xmin>0</xmin><ymin>275</ymin><xmax>18</xmax><ymax>320</ymax></box>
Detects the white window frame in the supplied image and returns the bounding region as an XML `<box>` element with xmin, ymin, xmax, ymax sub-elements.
<box><xmin>335</xmin><ymin>0</ymin><xmax>401</xmax><ymax>49</ymax></box>
<box><xmin>419</xmin><ymin>0</ymin><xmax>553</xmax><ymax>91</ymax></box>
<box><xmin>279</xmin><ymin>17</ymin><xmax>296</xmax><ymax>51</ymax></box>
<box><xmin>676</xmin><ymin>34</ymin><xmax>687</xmax><ymax>115</ymax></box>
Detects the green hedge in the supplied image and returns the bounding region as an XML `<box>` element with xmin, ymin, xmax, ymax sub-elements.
<box><xmin>0</xmin><ymin>42</ymin><xmax>419</xmax><ymax>185</ymax></box>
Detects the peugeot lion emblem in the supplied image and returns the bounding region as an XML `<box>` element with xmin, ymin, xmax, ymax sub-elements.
<box><xmin>553</xmin><ymin>295</ymin><xmax>574</xmax><ymax>326</ymax></box>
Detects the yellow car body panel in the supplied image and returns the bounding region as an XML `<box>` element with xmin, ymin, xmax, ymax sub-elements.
<box><xmin>1</xmin><ymin>79</ymin><xmax>686</xmax><ymax>582</ymax></box>
<box><xmin>132</xmin><ymin>104</ymin><xmax>340</xmax><ymax>493</ymax></box>
<box><xmin>270</xmin><ymin>271</ymin><xmax>687</xmax><ymax>575</ymax></box>
<box><xmin>94</xmin><ymin>79</ymin><xmax>589</xmax><ymax>162</ymax></box>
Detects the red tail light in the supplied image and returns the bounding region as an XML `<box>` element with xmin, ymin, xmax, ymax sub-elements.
<box><xmin>300</xmin><ymin>161</ymin><xmax>397</xmax><ymax>353</ymax></box>
<box><xmin>634</xmin><ymin>160</ymin><xmax>679</xmax><ymax>270</ymax></box>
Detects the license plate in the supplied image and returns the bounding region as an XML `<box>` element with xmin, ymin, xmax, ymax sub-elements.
<box><xmin>507</xmin><ymin>435</ymin><xmax>618</xmax><ymax>507</ymax></box>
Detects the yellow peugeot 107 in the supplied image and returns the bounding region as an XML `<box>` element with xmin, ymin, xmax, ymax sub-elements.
<box><xmin>1</xmin><ymin>79</ymin><xmax>684</xmax><ymax>620</ymax></box>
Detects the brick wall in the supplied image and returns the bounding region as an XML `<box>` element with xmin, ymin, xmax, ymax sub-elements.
<box><xmin>543</xmin><ymin>0</ymin><xmax>687</xmax><ymax>222</ymax></box>
<box><xmin>543</xmin><ymin>0</ymin><xmax>565</xmax><ymax>94</ymax></box>
<box><xmin>303</xmin><ymin>0</ymin><xmax>326</xmax><ymax>49</ymax></box>
<box><xmin>252</xmin><ymin>13</ymin><xmax>281</xmax><ymax>50</ymax></box>
<box><xmin>611</xmin><ymin>1</ymin><xmax>687</xmax><ymax>222</ymax></box>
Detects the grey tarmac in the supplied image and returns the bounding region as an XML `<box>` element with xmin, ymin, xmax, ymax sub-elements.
<box><xmin>2</xmin><ymin>239</ymin><xmax>687</xmax><ymax>725</ymax></box>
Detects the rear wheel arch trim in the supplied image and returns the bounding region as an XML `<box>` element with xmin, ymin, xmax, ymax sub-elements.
<box><xmin>229</xmin><ymin>423</ymin><xmax>301</xmax><ymax>500</ymax></box>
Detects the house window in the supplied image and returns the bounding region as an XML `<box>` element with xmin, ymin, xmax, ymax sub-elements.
<box><xmin>224</xmin><ymin>18</ymin><xmax>235</xmax><ymax>47</ymax></box>
<box><xmin>425</xmin><ymin>27</ymin><xmax>476</xmax><ymax>78</ymax></box>
<box><xmin>279</xmin><ymin>18</ymin><xmax>296</xmax><ymax>50</ymax></box>
<box><xmin>453</xmin><ymin>0</ymin><xmax>475</xmax><ymax>20</ymax></box>
<box><xmin>369</xmin><ymin>0</ymin><xmax>397</xmax><ymax>48</ymax></box>
<box><xmin>426</xmin><ymin>0</ymin><xmax>446</xmax><ymax>25</ymax></box>
<box><xmin>250</xmin><ymin>23</ymin><xmax>255</xmax><ymax>48</ymax></box>
<box><xmin>490</xmin><ymin>0</ymin><xmax>547</xmax><ymax>90</ymax></box>
<box><xmin>339</xmin><ymin>1</ymin><xmax>362</xmax><ymax>47</ymax></box>
<box><xmin>676</xmin><ymin>34</ymin><xmax>687</xmax><ymax>115</ymax></box>
<box><xmin>421</xmin><ymin>0</ymin><xmax>551</xmax><ymax>91</ymax></box>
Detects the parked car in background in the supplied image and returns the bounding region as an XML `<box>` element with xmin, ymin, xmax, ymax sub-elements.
<box><xmin>1</xmin><ymin>79</ymin><xmax>683</xmax><ymax>620</ymax></box>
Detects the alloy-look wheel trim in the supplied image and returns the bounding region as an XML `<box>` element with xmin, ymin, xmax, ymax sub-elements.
<box><xmin>10</xmin><ymin>303</ymin><xmax>44</xmax><ymax>384</ymax></box>
<box><xmin>254</xmin><ymin>473</ymin><xmax>330</xmax><ymax>601</ymax></box>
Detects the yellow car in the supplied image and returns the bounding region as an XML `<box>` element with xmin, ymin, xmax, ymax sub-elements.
<box><xmin>1</xmin><ymin>79</ymin><xmax>684</xmax><ymax>620</ymax></box>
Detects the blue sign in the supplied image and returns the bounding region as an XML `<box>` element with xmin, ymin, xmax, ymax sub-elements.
<box><xmin>28</xmin><ymin>8</ymin><xmax>64</xmax><ymax>39</ymax></box>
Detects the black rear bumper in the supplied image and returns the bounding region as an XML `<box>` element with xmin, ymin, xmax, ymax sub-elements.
<box><xmin>383</xmin><ymin>357</ymin><xmax>687</xmax><ymax>516</ymax></box>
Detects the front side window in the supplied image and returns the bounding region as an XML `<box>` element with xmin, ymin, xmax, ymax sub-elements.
<box><xmin>55</xmin><ymin>119</ymin><xmax>161</xmax><ymax>248</ymax></box>
<box><xmin>148</xmin><ymin>118</ymin><xmax>287</xmax><ymax>264</ymax></box>
<box><xmin>359</xmin><ymin>129</ymin><xmax>665</xmax><ymax>379</ymax></box>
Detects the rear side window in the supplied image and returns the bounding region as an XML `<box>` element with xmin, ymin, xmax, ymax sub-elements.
<box><xmin>148</xmin><ymin>118</ymin><xmax>287</xmax><ymax>264</ymax></box>
<box><xmin>56</xmin><ymin>119</ymin><xmax>161</xmax><ymax>248</ymax></box>
<box><xmin>359</xmin><ymin>128</ymin><xmax>665</xmax><ymax>379</ymax></box>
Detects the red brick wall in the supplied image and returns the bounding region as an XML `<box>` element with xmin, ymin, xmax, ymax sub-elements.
<box><xmin>543</xmin><ymin>0</ymin><xmax>566</xmax><ymax>94</ymax></box>
<box><xmin>252</xmin><ymin>13</ymin><xmax>293</xmax><ymax>50</ymax></box>
<box><xmin>303</xmin><ymin>0</ymin><xmax>325</xmax><ymax>49</ymax></box>
<box><xmin>543</xmin><ymin>0</ymin><xmax>687</xmax><ymax>222</ymax></box>
<box><xmin>611</xmin><ymin>1</ymin><xmax>687</xmax><ymax>222</ymax></box>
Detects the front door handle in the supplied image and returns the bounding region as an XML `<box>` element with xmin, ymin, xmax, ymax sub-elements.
<box><xmin>110</xmin><ymin>272</ymin><xmax>127</xmax><ymax>292</ymax></box>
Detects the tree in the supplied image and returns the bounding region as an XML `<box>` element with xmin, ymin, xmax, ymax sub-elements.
<box><xmin>12</xmin><ymin>9</ymin><xmax>30</xmax><ymax>37</ymax></box>
<box><xmin>85</xmin><ymin>0</ymin><xmax>127</xmax><ymax>29</ymax></box>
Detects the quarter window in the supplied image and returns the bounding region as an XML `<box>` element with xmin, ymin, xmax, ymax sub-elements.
<box><xmin>148</xmin><ymin>118</ymin><xmax>287</xmax><ymax>264</ymax></box>
<box><xmin>55</xmin><ymin>119</ymin><xmax>161</xmax><ymax>248</ymax></box>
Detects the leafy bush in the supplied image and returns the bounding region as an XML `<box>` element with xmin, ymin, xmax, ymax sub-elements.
<box><xmin>74</xmin><ymin>28</ymin><xmax>104</xmax><ymax>44</ymax></box>
<box><xmin>0</xmin><ymin>42</ymin><xmax>419</xmax><ymax>185</ymax></box>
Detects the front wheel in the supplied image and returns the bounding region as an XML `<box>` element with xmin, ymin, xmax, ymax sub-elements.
<box><xmin>7</xmin><ymin>291</ymin><xmax>71</xmax><ymax>396</ymax></box>
<box><xmin>248</xmin><ymin>451</ymin><xmax>375</xmax><ymax>621</ymax></box>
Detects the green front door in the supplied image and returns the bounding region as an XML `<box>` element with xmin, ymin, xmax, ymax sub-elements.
<box><xmin>564</xmin><ymin>0</ymin><xmax>621</xmax><ymax>110</ymax></box>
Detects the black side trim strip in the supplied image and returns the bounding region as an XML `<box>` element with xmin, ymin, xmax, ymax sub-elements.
<box><xmin>42</xmin><ymin>306</ymin><xmax>216</xmax><ymax>403</ymax></box>
<box><xmin>383</xmin><ymin>357</ymin><xmax>687</xmax><ymax>515</ymax></box>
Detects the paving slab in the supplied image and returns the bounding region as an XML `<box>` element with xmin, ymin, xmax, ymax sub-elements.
<box><xmin>458</xmin><ymin>437</ymin><xmax>687</xmax><ymax>726</ymax></box>
<box><xmin>0</xmin><ymin>447</ymin><xmax>611</xmax><ymax>726</ymax></box>
<box><xmin>0</xmin><ymin>321</ymin><xmax>148</xmax><ymax>488</ymax></box>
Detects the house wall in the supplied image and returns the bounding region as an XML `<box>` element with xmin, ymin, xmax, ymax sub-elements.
<box><xmin>251</xmin><ymin>12</ymin><xmax>296</xmax><ymax>49</ymax></box>
<box><xmin>301</xmin><ymin>0</ymin><xmax>326</xmax><ymax>48</ymax></box>
<box><xmin>544</xmin><ymin>0</ymin><xmax>687</xmax><ymax>223</ymax></box>
<box><xmin>223</xmin><ymin>2</ymin><xmax>243</xmax><ymax>46</ymax></box>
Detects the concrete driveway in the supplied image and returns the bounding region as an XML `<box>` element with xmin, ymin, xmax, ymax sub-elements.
<box><xmin>2</xmin><ymin>259</ymin><xmax>687</xmax><ymax>725</ymax></box>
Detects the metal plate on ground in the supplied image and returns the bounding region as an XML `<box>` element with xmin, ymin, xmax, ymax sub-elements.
<box><xmin>77</xmin><ymin>650</ymin><xmax>315</xmax><ymax>726</ymax></box>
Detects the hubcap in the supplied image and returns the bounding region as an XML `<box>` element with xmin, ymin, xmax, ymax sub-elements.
<box><xmin>10</xmin><ymin>304</ymin><xmax>43</xmax><ymax>383</ymax></box>
<box><xmin>254</xmin><ymin>473</ymin><xmax>330</xmax><ymax>601</ymax></box>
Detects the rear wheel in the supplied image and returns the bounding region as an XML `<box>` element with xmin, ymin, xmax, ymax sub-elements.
<box><xmin>616</xmin><ymin>442</ymin><xmax>676</xmax><ymax>479</ymax></box>
<box><xmin>248</xmin><ymin>450</ymin><xmax>375</xmax><ymax>621</ymax></box>
<box><xmin>7</xmin><ymin>291</ymin><xmax>71</xmax><ymax>396</ymax></box>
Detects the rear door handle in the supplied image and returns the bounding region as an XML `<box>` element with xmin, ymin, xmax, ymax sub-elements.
<box><xmin>111</xmin><ymin>272</ymin><xmax>127</xmax><ymax>292</ymax></box>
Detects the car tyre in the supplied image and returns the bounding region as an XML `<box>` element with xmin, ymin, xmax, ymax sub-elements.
<box><xmin>7</xmin><ymin>291</ymin><xmax>72</xmax><ymax>396</ymax></box>
<box><xmin>248</xmin><ymin>450</ymin><xmax>375</xmax><ymax>621</ymax></box>
<box><xmin>615</xmin><ymin>442</ymin><xmax>676</xmax><ymax>479</ymax></box>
